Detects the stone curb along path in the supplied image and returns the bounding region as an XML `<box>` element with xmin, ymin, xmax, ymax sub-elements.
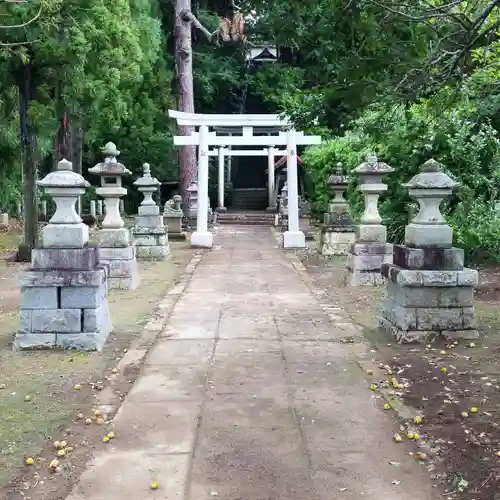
<box><xmin>94</xmin><ymin>251</ymin><xmax>205</xmax><ymax>420</ymax></box>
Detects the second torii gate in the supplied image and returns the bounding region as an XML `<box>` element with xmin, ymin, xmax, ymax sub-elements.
<box><xmin>168</xmin><ymin>110</ymin><xmax>322</xmax><ymax>249</ymax></box>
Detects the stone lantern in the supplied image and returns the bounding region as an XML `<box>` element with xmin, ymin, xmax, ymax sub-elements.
<box><xmin>88</xmin><ymin>142</ymin><xmax>131</xmax><ymax>230</ymax></box>
<box><xmin>15</xmin><ymin>159</ymin><xmax>112</xmax><ymax>351</ymax></box>
<box><xmin>347</xmin><ymin>153</ymin><xmax>393</xmax><ymax>286</ymax></box>
<box><xmin>320</xmin><ymin>163</ymin><xmax>356</xmax><ymax>256</ymax></box>
<box><xmin>380</xmin><ymin>159</ymin><xmax>478</xmax><ymax>342</ymax></box>
<box><xmin>353</xmin><ymin>153</ymin><xmax>394</xmax><ymax>229</ymax></box>
<box><xmin>403</xmin><ymin>158</ymin><xmax>457</xmax><ymax>248</ymax></box>
<box><xmin>132</xmin><ymin>163</ymin><xmax>169</xmax><ymax>260</ymax></box>
<box><xmin>39</xmin><ymin>158</ymin><xmax>90</xmax><ymax>248</ymax></box>
<box><xmin>89</xmin><ymin>142</ymin><xmax>139</xmax><ymax>290</ymax></box>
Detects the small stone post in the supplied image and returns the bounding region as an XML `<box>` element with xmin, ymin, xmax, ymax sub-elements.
<box><xmin>90</xmin><ymin>200</ymin><xmax>97</xmax><ymax>218</ymax></box>
<box><xmin>320</xmin><ymin>163</ymin><xmax>356</xmax><ymax>256</ymax></box>
<box><xmin>15</xmin><ymin>159</ymin><xmax>112</xmax><ymax>350</ymax></box>
<box><xmin>89</xmin><ymin>142</ymin><xmax>140</xmax><ymax>290</ymax></box>
<box><xmin>163</xmin><ymin>195</ymin><xmax>185</xmax><ymax>240</ymax></box>
<box><xmin>347</xmin><ymin>153</ymin><xmax>394</xmax><ymax>285</ymax></box>
<box><xmin>132</xmin><ymin>163</ymin><xmax>170</xmax><ymax>260</ymax></box>
<box><xmin>97</xmin><ymin>200</ymin><xmax>103</xmax><ymax>217</ymax></box>
<box><xmin>186</xmin><ymin>181</ymin><xmax>198</xmax><ymax>220</ymax></box>
<box><xmin>380</xmin><ymin>159</ymin><xmax>478</xmax><ymax>342</ymax></box>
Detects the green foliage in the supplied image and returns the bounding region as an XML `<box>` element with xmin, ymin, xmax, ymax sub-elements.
<box><xmin>304</xmin><ymin>95</ymin><xmax>500</xmax><ymax>264</ymax></box>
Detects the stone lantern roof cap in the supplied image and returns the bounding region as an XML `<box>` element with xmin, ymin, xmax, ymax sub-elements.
<box><xmin>133</xmin><ymin>163</ymin><xmax>160</xmax><ymax>187</ymax></box>
<box><xmin>353</xmin><ymin>153</ymin><xmax>394</xmax><ymax>175</ymax></box>
<box><xmin>38</xmin><ymin>158</ymin><xmax>90</xmax><ymax>188</ymax></box>
<box><xmin>403</xmin><ymin>158</ymin><xmax>458</xmax><ymax>190</ymax></box>
<box><xmin>88</xmin><ymin>141</ymin><xmax>132</xmax><ymax>177</ymax></box>
<box><xmin>327</xmin><ymin>162</ymin><xmax>349</xmax><ymax>185</ymax></box>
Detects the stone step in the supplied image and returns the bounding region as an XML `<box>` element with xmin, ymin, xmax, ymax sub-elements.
<box><xmin>231</xmin><ymin>188</ymin><xmax>268</xmax><ymax>210</ymax></box>
<box><xmin>216</xmin><ymin>213</ymin><xmax>274</xmax><ymax>226</ymax></box>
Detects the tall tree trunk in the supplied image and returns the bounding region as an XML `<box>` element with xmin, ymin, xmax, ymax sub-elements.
<box><xmin>18</xmin><ymin>63</ymin><xmax>38</xmax><ymax>261</ymax></box>
<box><xmin>175</xmin><ymin>0</ymin><xmax>197</xmax><ymax>211</ymax></box>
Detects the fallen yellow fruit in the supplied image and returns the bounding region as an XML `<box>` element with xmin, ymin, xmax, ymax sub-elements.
<box><xmin>85</xmin><ymin>418</ymin><xmax>92</xmax><ymax>425</ymax></box>
<box><xmin>151</xmin><ymin>481</ymin><xmax>159</xmax><ymax>490</ymax></box>
<box><xmin>369</xmin><ymin>384</ymin><xmax>377</xmax><ymax>391</ymax></box>
<box><xmin>414</xmin><ymin>416</ymin><xmax>423</xmax><ymax>424</ymax></box>
<box><xmin>383</xmin><ymin>403</ymin><xmax>391</xmax><ymax>410</ymax></box>
<box><xmin>25</xmin><ymin>457</ymin><xmax>34</xmax><ymax>466</ymax></box>
<box><xmin>441</xmin><ymin>367</ymin><xmax>447</xmax><ymax>373</ymax></box>
<box><xmin>461</xmin><ymin>412</ymin><xmax>469</xmax><ymax>418</ymax></box>
<box><xmin>407</xmin><ymin>432</ymin><xmax>414</xmax><ymax>439</ymax></box>
<box><xmin>53</xmin><ymin>441</ymin><xmax>60</xmax><ymax>449</ymax></box>
<box><xmin>394</xmin><ymin>434</ymin><xmax>402</xmax><ymax>443</ymax></box>
<box><xmin>24</xmin><ymin>395</ymin><xmax>31</xmax><ymax>402</ymax></box>
<box><xmin>112</xmin><ymin>368</ymin><xmax>118</xmax><ymax>374</ymax></box>
<box><xmin>417</xmin><ymin>452</ymin><xmax>427</xmax><ymax>460</ymax></box>
<box><xmin>96</xmin><ymin>417</ymin><xmax>105</xmax><ymax>425</ymax></box>
<box><xmin>366</xmin><ymin>369</ymin><xmax>374</xmax><ymax>375</ymax></box>
<box><xmin>49</xmin><ymin>459</ymin><xmax>59</xmax><ymax>470</ymax></box>
<box><xmin>440</xmin><ymin>350</ymin><xmax>447</xmax><ymax>355</ymax></box>
<box><xmin>57</xmin><ymin>449</ymin><xmax>66</xmax><ymax>458</ymax></box>
<box><xmin>390</xmin><ymin>378</ymin><xmax>399</xmax><ymax>388</ymax></box>
<box><xmin>470</xmin><ymin>407</ymin><xmax>479</xmax><ymax>414</ymax></box>
<box><xmin>413</xmin><ymin>433</ymin><xmax>420</xmax><ymax>440</ymax></box>
<box><xmin>107</xmin><ymin>431</ymin><xmax>115</xmax><ymax>439</ymax></box>
<box><xmin>60</xmin><ymin>440</ymin><xmax>67</xmax><ymax>448</ymax></box>
<box><xmin>94</xmin><ymin>409</ymin><xmax>102</xmax><ymax>417</ymax></box>
<box><xmin>103</xmin><ymin>436</ymin><xmax>110</xmax><ymax>443</ymax></box>
<box><xmin>73</xmin><ymin>384</ymin><xmax>82</xmax><ymax>390</ymax></box>
<box><xmin>496</xmin><ymin>451</ymin><xmax>500</xmax><ymax>457</ymax></box>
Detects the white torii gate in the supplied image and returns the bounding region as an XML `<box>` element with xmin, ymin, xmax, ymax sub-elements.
<box><xmin>168</xmin><ymin>110</ymin><xmax>322</xmax><ymax>249</ymax></box>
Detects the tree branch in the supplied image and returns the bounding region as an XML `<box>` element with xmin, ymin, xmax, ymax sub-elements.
<box><xmin>0</xmin><ymin>4</ymin><xmax>42</xmax><ymax>29</ymax></box>
<box><xmin>180</xmin><ymin>9</ymin><xmax>218</xmax><ymax>43</ymax></box>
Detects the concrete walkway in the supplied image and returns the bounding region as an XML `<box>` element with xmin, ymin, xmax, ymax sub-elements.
<box><xmin>67</xmin><ymin>226</ymin><xmax>437</xmax><ymax>500</ymax></box>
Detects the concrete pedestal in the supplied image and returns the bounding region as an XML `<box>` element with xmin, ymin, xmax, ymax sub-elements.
<box><xmin>191</xmin><ymin>231</ymin><xmax>213</xmax><ymax>248</ymax></box>
<box><xmin>164</xmin><ymin>215</ymin><xmax>185</xmax><ymax>240</ymax></box>
<box><xmin>99</xmin><ymin>228</ymin><xmax>140</xmax><ymax>290</ymax></box>
<box><xmin>347</xmin><ymin>225</ymin><xmax>392</xmax><ymax>286</ymax></box>
<box><xmin>320</xmin><ymin>228</ymin><xmax>356</xmax><ymax>256</ymax></box>
<box><xmin>380</xmin><ymin>246</ymin><xmax>478</xmax><ymax>342</ymax></box>
<box><xmin>283</xmin><ymin>230</ymin><xmax>306</xmax><ymax>249</ymax></box>
<box><xmin>133</xmin><ymin>226</ymin><xmax>170</xmax><ymax>260</ymax></box>
<box><xmin>16</xmin><ymin>246</ymin><xmax>113</xmax><ymax>351</ymax></box>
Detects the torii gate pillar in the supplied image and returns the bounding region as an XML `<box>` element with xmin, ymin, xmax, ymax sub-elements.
<box><xmin>191</xmin><ymin>125</ymin><xmax>213</xmax><ymax>248</ymax></box>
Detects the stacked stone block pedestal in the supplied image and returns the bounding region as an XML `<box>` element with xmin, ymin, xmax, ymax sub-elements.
<box><xmin>133</xmin><ymin>163</ymin><xmax>170</xmax><ymax>260</ymax></box>
<box><xmin>379</xmin><ymin>159</ymin><xmax>478</xmax><ymax>342</ymax></box>
<box><xmin>89</xmin><ymin>142</ymin><xmax>140</xmax><ymax>290</ymax></box>
<box><xmin>15</xmin><ymin>159</ymin><xmax>112</xmax><ymax>351</ymax></box>
<box><xmin>347</xmin><ymin>154</ymin><xmax>394</xmax><ymax>285</ymax></box>
<box><xmin>320</xmin><ymin>163</ymin><xmax>356</xmax><ymax>256</ymax></box>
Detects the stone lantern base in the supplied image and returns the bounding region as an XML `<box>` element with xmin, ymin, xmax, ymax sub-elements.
<box><xmin>379</xmin><ymin>245</ymin><xmax>478</xmax><ymax>342</ymax></box>
<box><xmin>320</xmin><ymin>226</ymin><xmax>356</xmax><ymax>256</ymax></box>
<box><xmin>14</xmin><ymin>246</ymin><xmax>112</xmax><ymax>351</ymax></box>
<box><xmin>346</xmin><ymin>225</ymin><xmax>393</xmax><ymax>286</ymax></box>
<box><xmin>99</xmin><ymin>228</ymin><xmax>140</xmax><ymax>290</ymax></box>
<box><xmin>133</xmin><ymin>226</ymin><xmax>170</xmax><ymax>260</ymax></box>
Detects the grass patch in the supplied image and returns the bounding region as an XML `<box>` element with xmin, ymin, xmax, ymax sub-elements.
<box><xmin>0</xmin><ymin>242</ymin><xmax>194</xmax><ymax>488</ymax></box>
